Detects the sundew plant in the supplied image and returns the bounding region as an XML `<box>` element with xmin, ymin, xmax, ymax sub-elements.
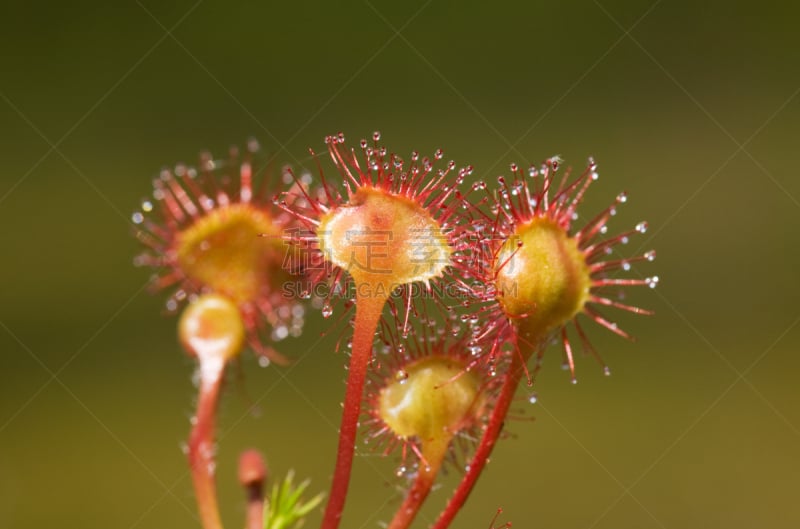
<box><xmin>132</xmin><ymin>132</ymin><xmax>656</xmax><ymax>529</ymax></box>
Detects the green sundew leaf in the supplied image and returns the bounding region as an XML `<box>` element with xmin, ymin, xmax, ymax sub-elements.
<box><xmin>264</xmin><ymin>470</ymin><xmax>324</xmax><ymax>529</ymax></box>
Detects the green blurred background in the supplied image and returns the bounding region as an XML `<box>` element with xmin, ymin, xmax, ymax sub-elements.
<box><xmin>2</xmin><ymin>1</ymin><xmax>799</xmax><ymax>528</ymax></box>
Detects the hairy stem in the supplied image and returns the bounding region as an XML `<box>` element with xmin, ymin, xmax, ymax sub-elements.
<box><xmin>188</xmin><ymin>358</ymin><xmax>226</xmax><ymax>529</ymax></box>
<box><xmin>387</xmin><ymin>436</ymin><xmax>451</xmax><ymax>529</ymax></box>
<box><xmin>432</xmin><ymin>349</ymin><xmax>531</xmax><ymax>529</ymax></box>
<box><xmin>320</xmin><ymin>292</ymin><xmax>386</xmax><ymax>529</ymax></box>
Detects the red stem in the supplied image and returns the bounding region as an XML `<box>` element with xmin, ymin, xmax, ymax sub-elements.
<box><xmin>432</xmin><ymin>354</ymin><xmax>527</xmax><ymax>529</ymax></box>
<box><xmin>239</xmin><ymin>449</ymin><xmax>267</xmax><ymax>529</ymax></box>
<box><xmin>188</xmin><ymin>359</ymin><xmax>226</xmax><ymax>529</ymax></box>
<box><xmin>320</xmin><ymin>293</ymin><xmax>385</xmax><ymax>529</ymax></box>
<box><xmin>244</xmin><ymin>495</ymin><xmax>263</xmax><ymax>529</ymax></box>
<box><xmin>387</xmin><ymin>438</ymin><xmax>450</xmax><ymax>529</ymax></box>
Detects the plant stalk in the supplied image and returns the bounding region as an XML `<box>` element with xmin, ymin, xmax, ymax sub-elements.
<box><xmin>387</xmin><ymin>436</ymin><xmax>451</xmax><ymax>529</ymax></box>
<box><xmin>432</xmin><ymin>349</ymin><xmax>530</xmax><ymax>529</ymax></box>
<box><xmin>189</xmin><ymin>357</ymin><xmax>226</xmax><ymax>529</ymax></box>
<box><xmin>320</xmin><ymin>292</ymin><xmax>386</xmax><ymax>529</ymax></box>
<box><xmin>239</xmin><ymin>449</ymin><xmax>267</xmax><ymax>529</ymax></box>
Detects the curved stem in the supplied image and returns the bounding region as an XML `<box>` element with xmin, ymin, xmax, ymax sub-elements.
<box><xmin>387</xmin><ymin>436</ymin><xmax>451</xmax><ymax>529</ymax></box>
<box><xmin>432</xmin><ymin>352</ymin><xmax>529</xmax><ymax>529</ymax></box>
<box><xmin>188</xmin><ymin>357</ymin><xmax>226</xmax><ymax>529</ymax></box>
<box><xmin>320</xmin><ymin>292</ymin><xmax>386</xmax><ymax>529</ymax></box>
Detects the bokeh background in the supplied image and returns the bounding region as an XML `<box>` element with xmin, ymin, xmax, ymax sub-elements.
<box><xmin>2</xmin><ymin>1</ymin><xmax>799</xmax><ymax>528</ymax></box>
